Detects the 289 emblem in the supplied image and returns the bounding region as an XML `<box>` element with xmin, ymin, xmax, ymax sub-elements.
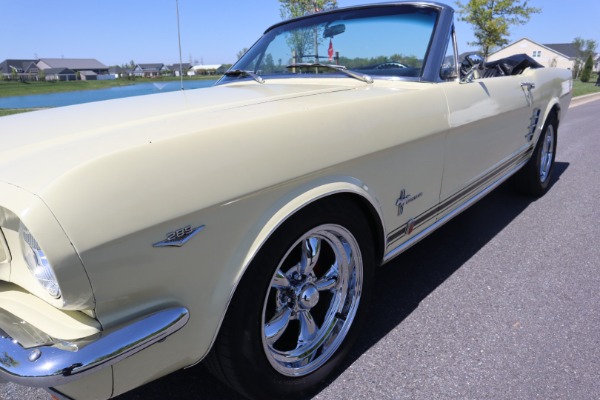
<box><xmin>166</xmin><ymin>225</ymin><xmax>194</xmax><ymax>241</ymax></box>
<box><xmin>153</xmin><ymin>225</ymin><xmax>205</xmax><ymax>248</ymax></box>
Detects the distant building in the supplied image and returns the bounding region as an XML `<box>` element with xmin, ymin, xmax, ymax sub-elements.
<box><xmin>43</xmin><ymin>68</ymin><xmax>77</xmax><ymax>81</ymax></box>
<box><xmin>108</xmin><ymin>66</ymin><xmax>128</xmax><ymax>78</ymax></box>
<box><xmin>0</xmin><ymin>59</ymin><xmax>39</xmax><ymax>80</ymax></box>
<box><xmin>37</xmin><ymin>58</ymin><xmax>109</xmax><ymax>76</ymax></box>
<box><xmin>170</xmin><ymin>63</ymin><xmax>192</xmax><ymax>77</ymax></box>
<box><xmin>188</xmin><ymin>64</ymin><xmax>222</xmax><ymax>76</ymax></box>
<box><xmin>132</xmin><ymin>63</ymin><xmax>168</xmax><ymax>77</ymax></box>
<box><xmin>488</xmin><ymin>38</ymin><xmax>578</xmax><ymax>70</ymax></box>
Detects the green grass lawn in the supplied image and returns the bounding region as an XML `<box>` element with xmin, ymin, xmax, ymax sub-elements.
<box><xmin>0</xmin><ymin>80</ymin><xmax>133</xmax><ymax>98</ymax></box>
<box><xmin>572</xmin><ymin>76</ymin><xmax>600</xmax><ymax>97</ymax></box>
<box><xmin>0</xmin><ymin>108</ymin><xmax>40</xmax><ymax>117</ymax></box>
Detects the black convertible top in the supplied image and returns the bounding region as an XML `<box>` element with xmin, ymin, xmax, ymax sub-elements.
<box><xmin>481</xmin><ymin>53</ymin><xmax>543</xmax><ymax>77</ymax></box>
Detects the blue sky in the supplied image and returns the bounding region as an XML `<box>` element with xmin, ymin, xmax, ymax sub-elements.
<box><xmin>1</xmin><ymin>0</ymin><xmax>598</xmax><ymax>66</ymax></box>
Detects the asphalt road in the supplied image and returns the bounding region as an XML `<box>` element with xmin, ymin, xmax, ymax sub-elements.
<box><xmin>2</xmin><ymin>96</ymin><xmax>599</xmax><ymax>400</ymax></box>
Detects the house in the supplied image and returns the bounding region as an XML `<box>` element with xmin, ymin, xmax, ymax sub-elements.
<box><xmin>188</xmin><ymin>64</ymin><xmax>222</xmax><ymax>76</ymax></box>
<box><xmin>37</xmin><ymin>58</ymin><xmax>109</xmax><ymax>76</ymax></box>
<box><xmin>43</xmin><ymin>68</ymin><xmax>77</xmax><ymax>81</ymax></box>
<box><xmin>132</xmin><ymin>63</ymin><xmax>168</xmax><ymax>77</ymax></box>
<box><xmin>488</xmin><ymin>38</ymin><xmax>578</xmax><ymax>70</ymax></box>
<box><xmin>170</xmin><ymin>63</ymin><xmax>191</xmax><ymax>77</ymax></box>
<box><xmin>108</xmin><ymin>66</ymin><xmax>128</xmax><ymax>78</ymax></box>
<box><xmin>79</xmin><ymin>70</ymin><xmax>99</xmax><ymax>81</ymax></box>
<box><xmin>0</xmin><ymin>59</ymin><xmax>39</xmax><ymax>80</ymax></box>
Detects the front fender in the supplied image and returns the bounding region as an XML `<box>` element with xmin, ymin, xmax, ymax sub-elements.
<box><xmin>203</xmin><ymin>176</ymin><xmax>386</xmax><ymax>356</ymax></box>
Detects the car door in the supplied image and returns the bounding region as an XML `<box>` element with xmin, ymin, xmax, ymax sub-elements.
<box><xmin>438</xmin><ymin>76</ymin><xmax>535</xmax><ymax>213</ymax></box>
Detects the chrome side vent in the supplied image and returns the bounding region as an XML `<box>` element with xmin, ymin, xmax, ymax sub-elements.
<box><xmin>526</xmin><ymin>108</ymin><xmax>541</xmax><ymax>142</ymax></box>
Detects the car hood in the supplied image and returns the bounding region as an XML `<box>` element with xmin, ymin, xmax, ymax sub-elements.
<box><xmin>0</xmin><ymin>81</ymin><xmax>358</xmax><ymax>193</ymax></box>
<box><xmin>1</xmin><ymin>79</ymin><xmax>433</xmax><ymax>254</ymax></box>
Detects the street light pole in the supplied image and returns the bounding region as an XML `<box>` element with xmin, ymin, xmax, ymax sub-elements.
<box><xmin>176</xmin><ymin>0</ymin><xmax>184</xmax><ymax>90</ymax></box>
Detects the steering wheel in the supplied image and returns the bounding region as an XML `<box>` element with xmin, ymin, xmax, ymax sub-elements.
<box><xmin>373</xmin><ymin>62</ymin><xmax>407</xmax><ymax>69</ymax></box>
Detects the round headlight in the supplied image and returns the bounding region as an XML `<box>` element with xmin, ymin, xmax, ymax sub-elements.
<box><xmin>19</xmin><ymin>223</ymin><xmax>62</xmax><ymax>299</ymax></box>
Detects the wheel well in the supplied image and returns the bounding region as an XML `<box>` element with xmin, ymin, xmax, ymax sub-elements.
<box><xmin>207</xmin><ymin>191</ymin><xmax>385</xmax><ymax>366</ymax></box>
<box><xmin>550</xmin><ymin>104</ymin><xmax>560</xmax><ymax>126</ymax></box>
<box><xmin>305</xmin><ymin>193</ymin><xmax>386</xmax><ymax>266</ymax></box>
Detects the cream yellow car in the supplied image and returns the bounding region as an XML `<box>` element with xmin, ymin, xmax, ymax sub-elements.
<box><xmin>0</xmin><ymin>2</ymin><xmax>572</xmax><ymax>399</ymax></box>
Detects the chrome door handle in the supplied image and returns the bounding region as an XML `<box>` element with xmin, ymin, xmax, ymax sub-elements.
<box><xmin>521</xmin><ymin>82</ymin><xmax>535</xmax><ymax>90</ymax></box>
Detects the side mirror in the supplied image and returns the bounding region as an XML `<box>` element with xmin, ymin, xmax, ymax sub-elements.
<box><xmin>460</xmin><ymin>54</ymin><xmax>483</xmax><ymax>83</ymax></box>
<box><xmin>440</xmin><ymin>66</ymin><xmax>458</xmax><ymax>80</ymax></box>
<box><xmin>464</xmin><ymin>54</ymin><xmax>483</xmax><ymax>67</ymax></box>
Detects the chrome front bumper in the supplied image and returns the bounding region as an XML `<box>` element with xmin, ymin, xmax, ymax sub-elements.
<box><xmin>0</xmin><ymin>307</ymin><xmax>189</xmax><ymax>388</ymax></box>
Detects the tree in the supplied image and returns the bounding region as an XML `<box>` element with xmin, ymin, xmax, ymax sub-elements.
<box><xmin>572</xmin><ymin>37</ymin><xmax>597</xmax><ymax>79</ymax></box>
<box><xmin>278</xmin><ymin>0</ymin><xmax>338</xmax><ymax>63</ymax></box>
<box><xmin>580</xmin><ymin>54</ymin><xmax>594</xmax><ymax>83</ymax></box>
<box><xmin>278</xmin><ymin>0</ymin><xmax>337</xmax><ymax>20</ymax></box>
<box><xmin>236</xmin><ymin>48</ymin><xmax>249</xmax><ymax>60</ymax></box>
<box><xmin>456</xmin><ymin>0</ymin><xmax>541</xmax><ymax>60</ymax></box>
<box><xmin>217</xmin><ymin>64</ymin><xmax>233</xmax><ymax>74</ymax></box>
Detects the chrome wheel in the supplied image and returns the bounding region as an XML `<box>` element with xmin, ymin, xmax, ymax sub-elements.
<box><xmin>261</xmin><ymin>224</ymin><xmax>363</xmax><ymax>377</ymax></box>
<box><xmin>539</xmin><ymin>124</ymin><xmax>555</xmax><ymax>183</ymax></box>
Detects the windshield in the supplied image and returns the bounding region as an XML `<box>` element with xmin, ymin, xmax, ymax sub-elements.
<box><xmin>220</xmin><ymin>5</ymin><xmax>438</xmax><ymax>84</ymax></box>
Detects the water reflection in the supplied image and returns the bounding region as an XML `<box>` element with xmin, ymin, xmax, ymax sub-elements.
<box><xmin>0</xmin><ymin>80</ymin><xmax>216</xmax><ymax>109</ymax></box>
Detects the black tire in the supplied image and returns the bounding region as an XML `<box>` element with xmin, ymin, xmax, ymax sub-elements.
<box><xmin>206</xmin><ymin>198</ymin><xmax>375</xmax><ymax>399</ymax></box>
<box><xmin>514</xmin><ymin>112</ymin><xmax>558</xmax><ymax>197</ymax></box>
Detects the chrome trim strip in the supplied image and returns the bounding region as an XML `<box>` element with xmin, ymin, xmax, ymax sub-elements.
<box><xmin>383</xmin><ymin>153</ymin><xmax>531</xmax><ymax>263</ymax></box>
<box><xmin>45</xmin><ymin>388</ymin><xmax>74</xmax><ymax>400</ymax></box>
<box><xmin>0</xmin><ymin>307</ymin><xmax>189</xmax><ymax>387</ymax></box>
<box><xmin>422</xmin><ymin>4</ymin><xmax>455</xmax><ymax>82</ymax></box>
<box><xmin>386</xmin><ymin>145</ymin><xmax>533</xmax><ymax>247</ymax></box>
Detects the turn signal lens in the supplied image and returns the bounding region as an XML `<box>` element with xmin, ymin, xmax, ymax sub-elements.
<box><xmin>19</xmin><ymin>224</ymin><xmax>61</xmax><ymax>299</ymax></box>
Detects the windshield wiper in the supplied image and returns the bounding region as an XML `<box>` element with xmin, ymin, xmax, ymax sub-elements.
<box><xmin>224</xmin><ymin>69</ymin><xmax>265</xmax><ymax>84</ymax></box>
<box><xmin>286</xmin><ymin>63</ymin><xmax>373</xmax><ymax>84</ymax></box>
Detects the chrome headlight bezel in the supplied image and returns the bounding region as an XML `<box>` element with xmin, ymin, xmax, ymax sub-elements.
<box><xmin>19</xmin><ymin>223</ymin><xmax>62</xmax><ymax>299</ymax></box>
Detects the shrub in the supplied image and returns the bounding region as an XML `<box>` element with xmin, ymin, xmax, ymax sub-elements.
<box><xmin>581</xmin><ymin>54</ymin><xmax>593</xmax><ymax>82</ymax></box>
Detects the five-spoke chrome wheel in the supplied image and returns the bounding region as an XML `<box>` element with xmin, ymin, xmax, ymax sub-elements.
<box><xmin>207</xmin><ymin>199</ymin><xmax>373</xmax><ymax>399</ymax></box>
<box><xmin>539</xmin><ymin>124</ymin><xmax>555</xmax><ymax>183</ymax></box>
<box><xmin>514</xmin><ymin>111</ymin><xmax>557</xmax><ymax>197</ymax></box>
<box><xmin>261</xmin><ymin>224</ymin><xmax>363</xmax><ymax>376</ymax></box>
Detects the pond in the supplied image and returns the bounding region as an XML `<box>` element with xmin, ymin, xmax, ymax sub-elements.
<box><xmin>0</xmin><ymin>80</ymin><xmax>217</xmax><ymax>109</ymax></box>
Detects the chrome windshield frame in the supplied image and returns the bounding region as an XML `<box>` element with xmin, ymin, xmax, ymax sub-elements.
<box><xmin>216</xmin><ymin>1</ymin><xmax>456</xmax><ymax>85</ymax></box>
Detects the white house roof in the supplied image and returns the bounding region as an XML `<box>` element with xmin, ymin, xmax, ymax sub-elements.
<box><xmin>190</xmin><ymin>64</ymin><xmax>221</xmax><ymax>71</ymax></box>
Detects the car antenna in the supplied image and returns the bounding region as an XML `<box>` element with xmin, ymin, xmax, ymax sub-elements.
<box><xmin>175</xmin><ymin>0</ymin><xmax>184</xmax><ymax>91</ymax></box>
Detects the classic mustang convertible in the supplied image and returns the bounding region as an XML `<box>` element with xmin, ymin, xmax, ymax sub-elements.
<box><xmin>0</xmin><ymin>2</ymin><xmax>571</xmax><ymax>399</ymax></box>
